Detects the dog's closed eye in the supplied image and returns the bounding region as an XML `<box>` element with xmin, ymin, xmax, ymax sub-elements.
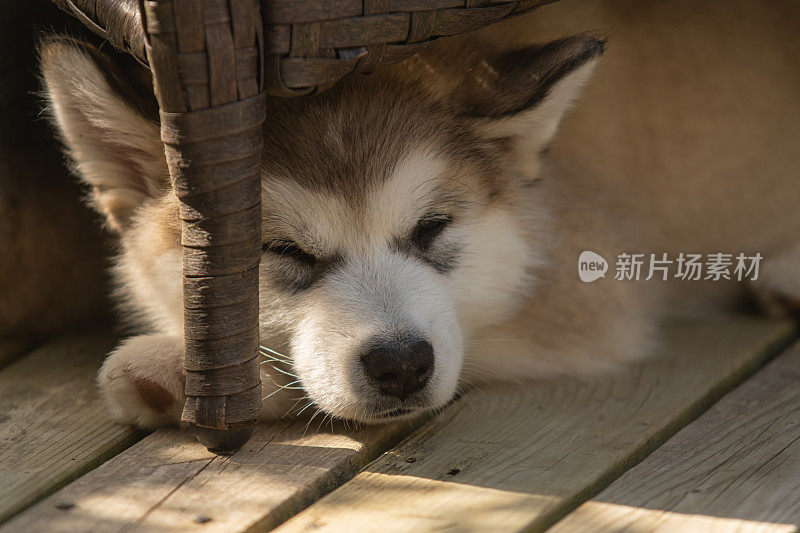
<box><xmin>413</xmin><ymin>215</ymin><xmax>452</xmax><ymax>251</ymax></box>
<box><xmin>263</xmin><ymin>240</ymin><xmax>317</xmax><ymax>266</ymax></box>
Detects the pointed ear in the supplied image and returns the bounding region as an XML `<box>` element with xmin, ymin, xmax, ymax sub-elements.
<box><xmin>40</xmin><ymin>38</ymin><xmax>166</xmax><ymax>232</ymax></box>
<box><xmin>463</xmin><ymin>36</ymin><xmax>605</xmax><ymax>175</ymax></box>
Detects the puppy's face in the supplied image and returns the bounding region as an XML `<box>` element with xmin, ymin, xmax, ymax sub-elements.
<box><xmin>41</xmin><ymin>36</ymin><xmax>602</xmax><ymax>422</ymax></box>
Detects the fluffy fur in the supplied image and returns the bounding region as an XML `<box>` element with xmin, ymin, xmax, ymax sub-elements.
<box><xmin>39</xmin><ymin>31</ymin><xmax>800</xmax><ymax>429</ymax></box>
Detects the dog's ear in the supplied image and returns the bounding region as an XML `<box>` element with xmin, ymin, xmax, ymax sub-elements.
<box><xmin>462</xmin><ymin>35</ymin><xmax>605</xmax><ymax>176</ymax></box>
<box><xmin>40</xmin><ymin>38</ymin><xmax>166</xmax><ymax>232</ymax></box>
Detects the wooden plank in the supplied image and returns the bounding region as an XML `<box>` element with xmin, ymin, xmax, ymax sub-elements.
<box><xmin>274</xmin><ymin>317</ymin><xmax>796</xmax><ymax>533</ymax></box>
<box><xmin>1</xmin><ymin>414</ymin><xmax>422</xmax><ymax>532</ymax></box>
<box><xmin>551</xmin><ymin>341</ymin><xmax>800</xmax><ymax>533</ymax></box>
<box><xmin>0</xmin><ymin>333</ymin><xmax>142</xmax><ymax>524</ymax></box>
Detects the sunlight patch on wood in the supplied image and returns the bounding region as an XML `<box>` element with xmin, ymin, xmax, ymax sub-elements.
<box><xmin>280</xmin><ymin>472</ymin><xmax>561</xmax><ymax>532</ymax></box>
<box><xmin>553</xmin><ymin>501</ymin><xmax>796</xmax><ymax>533</ymax></box>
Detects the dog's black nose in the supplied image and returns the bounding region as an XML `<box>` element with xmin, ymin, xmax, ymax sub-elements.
<box><xmin>360</xmin><ymin>338</ymin><xmax>434</xmax><ymax>400</ymax></box>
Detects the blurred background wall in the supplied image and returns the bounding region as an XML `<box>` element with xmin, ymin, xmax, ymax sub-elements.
<box><xmin>488</xmin><ymin>0</ymin><xmax>800</xmax><ymax>255</ymax></box>
<box><xmin>0</xmin><ymin>1</ymin><xmax>110</xmax><ymax>346</ymax></box>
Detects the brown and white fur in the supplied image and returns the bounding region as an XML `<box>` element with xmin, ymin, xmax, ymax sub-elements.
<box><xmin>39</xmin><ymin>28</ymin><xmax>800</xmax><ymax>429</ymax></box>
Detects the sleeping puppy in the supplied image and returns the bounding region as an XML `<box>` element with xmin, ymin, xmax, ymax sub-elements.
<box><xmin>39</xmin><ymin>34</ymin><xmax>800</xmax><ymax>429</ymax></box>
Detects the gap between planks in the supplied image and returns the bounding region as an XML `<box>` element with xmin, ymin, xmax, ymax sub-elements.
<box><xmin>4</xmin><ymin>316</ymin><xmax>794</xmax><ymax>532</ymax></box>
<box><xmin>551</xmin><ymin>339</ymin><xmax>800</xmax><ymax>532</ymax></box>
<box><xmin>0</xmin><ymin>332</ymin><xmax>143</xmax><ymax>525</ymax></box>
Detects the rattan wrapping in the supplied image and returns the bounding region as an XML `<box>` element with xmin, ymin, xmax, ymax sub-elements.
<box><xmin>143</xmin><ymin>0</ymin><xmax>265</xmax><ymax>431</ymax></box>
<box><xmin>54</xmin><ymin>1</ymin><xmax>554</xmax><ymax>95</ymax></box>
<box><xmin>261</xmin><ymin>0</ymin><xmax>554</xmax><ymax>95</ymax></box>
<box><xmin>52</xmin><ymin>0</ymin><xmax>148</xmax><ymax>62</ymax></box>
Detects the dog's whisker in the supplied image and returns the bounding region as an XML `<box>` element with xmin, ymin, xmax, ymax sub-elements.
<box><xmin>286</xmin><ymin>393</ymin><xmax>312</xmax><ymax>410</ymax></box>
<box><xmin>259</xmin><ymin>358</ymin><xmax>294</xmax><ymax>369</ymax></box>
<box><xmin>260</xmin><ymin>363</ymin><xmax>300</xmax><ymax>379</ymax></box>
<box><xmin>258</xmin><ymin>345</ymin><xmax>291</xmax><ymax>358</ymax></box>
<box><xmin>296</xmin><ymin>396</ymin><xmax>323</xmax><ymax>417</ymax></box>
<box><xmin>303</xmin><ymin>408</ymin><xmax>325</xmax><ymax>436</ymax></box>
<box><xmin>260</xmin><ymin>361</ymin><xmax>296</xmax><ymax>374</ymax></box>
<box><xmin>262</xmin><ymin>364</ymin><xmax>298</xmax><ymax>379</ymax></box>
<box><xmin>261</xmin><ymin>379</ymin><xmax>305</xmax><ymax>400</ymax></box>
<box><xmin>259</xmin><ymin>345</ymin><xmax>288</xmax><ymax>354</ymax></box>
<box><xmin>281</xmin><ymin>398</ymin><xmax>306</xmax><ymax>419</ymax></box>
<box><xmin>259</xmin><ymin>356</ymin><xmax>291</xmax><ymax>366</ymax></box>
<box><xmin>258</xmin><ymin>350</ymin><xmax>291</xmax><ymax>362</ymax></box>
<box><xmin>315</xmin><ymin>412</ymin><xmax>334</xmax><ymax>435</ymax></box>
<box><xmin>315</xmin><ymin>413</ymin><xmax>328</xmax><ymax>435</ymax></box>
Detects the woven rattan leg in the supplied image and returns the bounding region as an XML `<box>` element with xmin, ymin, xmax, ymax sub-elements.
<box><xmin>142</xmin><ymin>0</ymin><xmax>265</xmax><ymax>454</ymax></box>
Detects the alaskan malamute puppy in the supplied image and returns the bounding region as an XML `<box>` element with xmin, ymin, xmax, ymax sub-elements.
<box><xmin>39</xmin><ymin>34</ymin><xmax>799</xmax><ymax>429</ymax></box>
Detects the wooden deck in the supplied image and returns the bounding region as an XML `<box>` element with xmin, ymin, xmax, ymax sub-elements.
<box><xmin>1</xmin><ymin>316</ymin><xmax>798</xmax><ymax>532</ymax></box>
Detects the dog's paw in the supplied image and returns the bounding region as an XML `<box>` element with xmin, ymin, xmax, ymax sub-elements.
<box><xmin>751</xmin><ymin>244</ymin><xmax>800</xmax><ymax>318</ymax></box>
<box><xmin>97</xmin><ymin>334</ymin><xmax>186</xmax><ymax>429</ymax></box>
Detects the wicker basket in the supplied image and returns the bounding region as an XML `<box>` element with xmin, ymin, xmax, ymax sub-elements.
<box><xmin>50</xmin><ymin>0</ymin><xmax>555</xmax><ymax>453</ymax></box>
